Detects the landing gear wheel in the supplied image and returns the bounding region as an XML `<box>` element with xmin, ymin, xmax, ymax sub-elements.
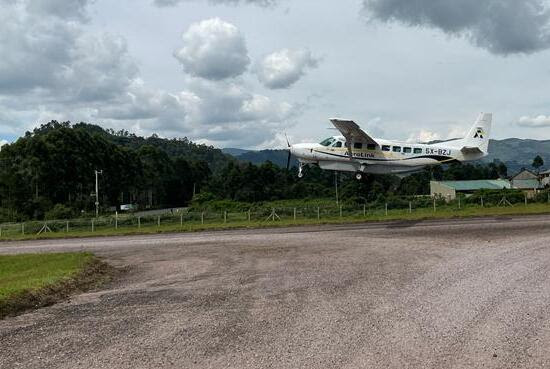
<box><xmin>298</xmin><ymin>163</ymin><xmax>305</xmax><ymax>178</ymax></box>
<box><xmin>355</xmin><ymin>172</ymin><xmax>363</xmax><ymax>180</ymax></box>
<box><xmin>298</xmin><ymin>171</ymin><xmax>304</xmax><ymax>178</ymax></box>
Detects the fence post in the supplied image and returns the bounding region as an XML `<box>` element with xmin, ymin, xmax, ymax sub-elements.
<box><xmin>22</xmin><ymin>223</ymin><xmax>24</xmax><ymax>235</ymax></box>
<box><xmin>0</xmin><ymin>226</ymin><xmax>2</xmax><ymax>237</ymax></box>
<box><xmin>66</xmin><ymin>221</ymin><xmax>69</xmax><ymax>233</ymax></box>
<box><xmin>409</xmin><ymin>201</ymin><xmax>412</xmax><ymax>214</ymax></box>
<box><xmin>363</xmin><ymin>204</ymin><xmax>366</xmax><ymax>217</ymax></box>
<box><xmin>157</xmin><ymin>216</ymin><xmax>160</xmax><ymax>227</ymax></box>
<box><xmin>115</xmin><ymin>211</ymin><xmax>118</xmax><ymax>230</ymax></box>
<box><xmin>317</xmin><ymin>206</ymin><xmax>320</xmax><ymax>220</ymax></box>
<box><xmin>248</xmin><ymin>210</ymin><xmax>251</xmax><ymax>222</ymax></box>
<box><xmin>180</xmin><ymin>213</ymin><xmax>183</xmax><ymax>227</ymax></box>
<box><xmin>481</xmin><ymin>196</ymin><xmax>484</xmax><ymax>207</ymax></box>
<box><xmin>433</xmin><ymin>197</ymin><xmax>436</xmax><ymax>212</ymax></box>
<box><xmin>138</xmin><ymin>216</ymin><xmax>141</xmax><ymax>228</ymax></box>
<box><xmin>224</xmin><ymin>211</ymin><xmax>227</xmax><ymax>223</ymax></box>
<box><xmin>458</xmin><ymin>195</ymin><xmax>461</xmax><ymax>209</ymax></box>
<box><xmin>293</xmin><ymin>207</ymin><xmax>296</xmax><ymax>221</ymax></box>
<box><xmin>385</xmin><ymin>203</ymin><xmax>388</xmax><ymax>216</ymax></box>
<box><xmin>525</xmin><ymin>193</ymin><xmax>528</xmax><ymax>206</ymax></box>
<box><xmin>91</xmin><ymin>219</ymin><xmax>94</xmax><ymax>232</ymax></box>
<box><xmin>339</xmin><ymin>205</ymin><xmax>342</xmax><ymax>218</ymax></box>
<box><xmin>201</xmin><ymin>212</ymin><xmax>204</xmax><ymax>225</ymax></box>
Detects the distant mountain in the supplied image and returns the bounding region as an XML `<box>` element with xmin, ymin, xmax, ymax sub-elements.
<box><xmin>225</xmin><ymin>138</ymin><xmax>550</xmax><ymax>174</ymax></box>
<box><xmin>221</xmin><ymin>148</ymin><xmax>251</xmax><ymax>156</ymax></box>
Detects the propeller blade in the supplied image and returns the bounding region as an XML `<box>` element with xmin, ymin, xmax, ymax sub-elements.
<box><xmin>286</xmin><ymin>150</ymin><xmax>291</xmax><ymax>170</ymax></box>
<box><xmin>284</xmin><ymin>133</ymin><xmax>290</xmax><ymax>148</ymax></box>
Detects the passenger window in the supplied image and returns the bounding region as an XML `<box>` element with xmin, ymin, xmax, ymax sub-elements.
<box><xmin>413</xmin><ymin>148</ymin><xmax>422</xmax><ymax>154</ymax></box>
<box><xmin>403</xmin><ymin>147</ymin><xmax>412</xmax><ymax>153</ymax></box>
<box><xmin>392</xmin><ymin>146</ymin><xmax>401</xmax><ymax>152</ymax></box>
<box><xmin>367</xmin><ymin>144</ymin><xmax>376</xmax><ymax>150</ymax></box>
<box><xmin>382</xmin><ymin>145</ymin><xmax>390</xmax><ymax>151</ymax></box>
<box><xmin>333</xmin><ymin>141</ymin><xmax>342</xmax><ymax>148</ymax></box>
<box><xmin>353</xmin><ymin>142</ymin><xmax>363</xmax><ymax>149</ymax></box>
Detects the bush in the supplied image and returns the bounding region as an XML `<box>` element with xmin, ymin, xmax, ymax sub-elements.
<box><xmin>45</xmin><ymin>204</ymin><xmax>75</xmax><ymax>220</ymax></box>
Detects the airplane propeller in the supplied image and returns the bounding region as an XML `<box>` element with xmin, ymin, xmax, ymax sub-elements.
<box><xmin>285</xmin><ymin>133</ymin><xmax>292</xmax><ymax>170</ymax></box>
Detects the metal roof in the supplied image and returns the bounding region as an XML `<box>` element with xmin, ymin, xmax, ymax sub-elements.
<box><xmin>437</xmin><ymin>179</ymin><xmax>511</xmax><ymax>191</ymax></box>
<box><xmin>511</xmin><ymin>179</ymin><xmax>543</xmax><ymax>189</ymax></box>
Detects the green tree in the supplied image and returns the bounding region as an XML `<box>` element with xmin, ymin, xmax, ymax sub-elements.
<box><xmin>532</xmin><ymin>155</ymin><xmax>544</xmax><ymax>174</ymax></box>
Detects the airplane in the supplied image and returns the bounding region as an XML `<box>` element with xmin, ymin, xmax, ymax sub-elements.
<box><xmin>287</xmin><ymin>112</ymin><xmax>492</xmax><ymax>180</ymax></box>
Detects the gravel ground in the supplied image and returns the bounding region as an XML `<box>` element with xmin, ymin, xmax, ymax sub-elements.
<box><xmin>2</xmin><ymin>215</ymin><xmax>550</xmax><ymax>368</ymax></box>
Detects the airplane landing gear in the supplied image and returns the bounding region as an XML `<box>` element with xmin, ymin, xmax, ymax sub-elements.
<box><xmin>298</xmin><ymin>163</ymin><xmax>305</xmax><ymax>178</ymax></box>
<box><xmin>355</xmin><ymin>172</ymin><xmax>363</xmax><ymax>180</ymax></box>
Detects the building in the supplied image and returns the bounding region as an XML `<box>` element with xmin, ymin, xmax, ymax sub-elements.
<box><xmin>510</xmin><ymin>169</ymin><xmax>543</xmax><ymax>198</ymax></box>
<box><xmin>430</xmin><ymin>179</ymin><xmax>511</xmax><ymax>200</ymax></box>
<box><xmin>540</xmin><ymin>169</ymin><xmax>550</xmax><ymax>187</ymax></box>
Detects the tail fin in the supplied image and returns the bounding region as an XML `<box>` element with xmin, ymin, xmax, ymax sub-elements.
<box><xmin>463</xmin><ymin>112</ymin><xmax>492</xmax><ymax>153</ymax></box>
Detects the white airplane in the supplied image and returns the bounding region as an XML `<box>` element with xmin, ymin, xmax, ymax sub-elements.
<box><xmin>288</xmin><ymin>113</ymin><xmax>492</xmax><ymax>180</ymax></box>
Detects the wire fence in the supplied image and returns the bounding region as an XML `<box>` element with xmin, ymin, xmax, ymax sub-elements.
<box><xmin>1</xmin><ymin>192</ymin><xmax>549</xmax><ymax>238</ymax></box>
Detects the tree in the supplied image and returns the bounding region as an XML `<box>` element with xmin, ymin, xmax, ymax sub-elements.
<box><xmin>532</xmin><ymin>155</ymin><xmax>544</xmax><ymax>174</ymax></box>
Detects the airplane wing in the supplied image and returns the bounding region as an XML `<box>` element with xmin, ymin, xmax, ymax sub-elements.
<box><xmin>329</xmin><ymin>119</ymin><xmax>379</xmax><ymax>147</ymax></box>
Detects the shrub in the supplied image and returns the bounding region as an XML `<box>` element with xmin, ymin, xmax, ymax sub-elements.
<box><xmin>45</xmin><ymin>204</ymin><xmax>75</xmax><ymax>220</ymax></box>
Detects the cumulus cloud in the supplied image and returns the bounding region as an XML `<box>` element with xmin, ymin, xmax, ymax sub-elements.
<box><xmin>518</xmin><ymin>115</ymin><xmax>550</xmax><ymax>127</ymax></box>
<box><xmin>407</xmin><ymin>129</ymin><xmax>441</xmax><ymax>143</ymax></box>
<box><xmin>362</xmin><ymin>0</ymin><xmax>550</xmax><ymax>55</ymax></box>
<box><xmin>256</xmin><ymin>48</ymin><xmax>320</xmax><ymax>89</ymax></box>
<box><xmin>174</xmin><ymin>18</ymin><xmax>250</xmax><ymax>80</ymax></box>
<box><xmin>154</xmin><ymin>0</ymin><xmax>278</xmax><ymax>7</ymax></box>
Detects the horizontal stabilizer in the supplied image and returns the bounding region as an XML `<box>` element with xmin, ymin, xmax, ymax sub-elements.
<box><xmin>461</xmin><ymin>146</ymin><xmax>483</xmax><ymax>155</ymax></box>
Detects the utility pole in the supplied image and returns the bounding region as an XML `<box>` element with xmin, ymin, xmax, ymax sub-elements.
<box><xmin>95</xmin><ymin>170</ymin><xmax>103</xmax><ymax>218</ymax></box>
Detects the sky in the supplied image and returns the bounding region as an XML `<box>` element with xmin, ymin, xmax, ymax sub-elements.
<box><xmin>1</xmin><ymin>0</ymin><xmax>550</xmax><ymax>149</ymax></box>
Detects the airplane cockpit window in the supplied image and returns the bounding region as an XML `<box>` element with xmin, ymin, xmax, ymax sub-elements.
<box><xmin>320</xmin><ymin>138</ymin><xmax>335</xmax><ymax>146</ymax></box>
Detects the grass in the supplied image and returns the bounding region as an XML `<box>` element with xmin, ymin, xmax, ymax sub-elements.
<box><xmin>0</xmin><ymin>253</ymin><xmax>113</xmax><ymax>318</ymax></box>
<box><xmin>1</xmin><ymin>202</ymin><xmax>550</xmax><ymax>242</ymax></box>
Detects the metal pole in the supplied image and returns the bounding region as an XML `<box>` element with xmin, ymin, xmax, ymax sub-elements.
<box><xmin>91</xmin><ymin>219</ymin><xmax>94</xmax><ymax>232</ymax></box>
<box><xmin>340</xmin><ymin>205</ymin><xmax>342</xmax><ymax>217</ymax></box>
<box><xmin>335</xmin><ymin>171</ymin><xmax>339</xmax><ymax>206</ymax></box>
<box><xmin>409</xmin><ymin>201</ymin><xmax>412</xmax><ymax>214</ymax></box>
<box><xmin>224</xmin><ymin>211</ymin><xmax>227</xmax><ymax>223</ymax></box>
<box><xmin>115</xmin><ymin>211</ymin><xmax>118</xmax><ymax>229</ymax></box>
<box><xmin>201</xmin><ymin>212</ymin><xmax>204</xmax><ymax>225</ymax></box>
<box><xmin>433</xmin><ymin>197</ymin><xmax>436</xmax><ymax>212</ymax></box>
<box><xmin>22</xmin><ymin>223</ymin><xmax>24</xmax><ymax>235</ymax></box>
<box><xmin>138</xmin><ymin>216</ymin><xmax>141</xmax><ymax>228</ymax></box>
<box><xmin>385</xmin><ymin>203</ymin><xmax>388</xmax><ymax>216</ymax></box>
<box><xmin>180</xmin><ymin>212</ymin><xmax>183</xmax><ymax>227</ymax></box>
<box><xmin>95</xmin><ymin>170</ymin><xmax>102</xmax><ymax>218</ymax></box>
<box><xmin>317</xmin><ymin>206</ymin><xmax>320</xmax><ymax>220</ymax></box>
<box><xmin>293</xmin><ymin>207</ymin><xmax>296</xmax><ymax>221</ymax></box>
<box><xmin>363</xmin><ymin>204</ymin><xmax>366</xmax><ymax>217</ymax></box>
<box><xmin>66</xmin><ymin>221</ymin><xmax>69</xmax><ymax>233</ymax></box>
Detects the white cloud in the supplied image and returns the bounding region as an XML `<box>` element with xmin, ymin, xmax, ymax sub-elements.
<box><xmin>407</xmin><ymin>129</ymin><xmax>441</xmax><ymax>143</ymax></box>
<box><xmin>518</xmin><ymin>115</ymin><xmax>550</xmax><ymax>127</ymax></box>
<box><xmin>0</xmin><ymin>139</ymin><xmax>8</xmax><ymax>148</ymax></box>
<box><xmin>174</xmin><ymin>18</ymin><xmax>250</xmax><ymax>80</ymax></box>
<box><xmin>256</xmin><ymin>48</ymin><xmax>320</xmax><ymax>89</ymax></box>
<box><xmin>154</xmin><ymin>0</ymin><xmax>278</xmax><ymax>7</ymax></box>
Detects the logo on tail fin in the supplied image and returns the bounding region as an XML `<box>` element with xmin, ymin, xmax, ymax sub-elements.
<box><xmin>474</xmin><ymin>127</ymin><xmax>484</xmax><ymax>139</ymax></box>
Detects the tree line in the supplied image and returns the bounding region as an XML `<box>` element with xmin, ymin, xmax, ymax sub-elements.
<box><xmin>0</xmin><ymin>121</ymin><xmax>512</xmax><ymax>222</ymax></box>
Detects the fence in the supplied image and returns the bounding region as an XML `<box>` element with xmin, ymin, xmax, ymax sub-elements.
<box><xmin>1</xmin><ymin>192</ymin><xmax>549</xmax><ymax>238</ymax></box>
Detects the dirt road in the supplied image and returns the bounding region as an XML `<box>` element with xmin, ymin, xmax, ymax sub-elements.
<box><xmin>2</xmin><ymin>216</ymin><xmax>550</xmax><ymax>368</ymax></box>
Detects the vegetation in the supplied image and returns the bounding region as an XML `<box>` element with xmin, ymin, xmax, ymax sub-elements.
<box><xmin>0</xmin><ymin>252</ymin><xmax>112</xmax><ymax>318</ymax></box>
<box><xmin>0</xmin><ymin>121</ymin><xmax>545</xmax><ymax>224</ymax></box>
<box><xmin>533</xmin><ymin>155</ymin><xmax>544</xmax><ymax>173</ymax></box>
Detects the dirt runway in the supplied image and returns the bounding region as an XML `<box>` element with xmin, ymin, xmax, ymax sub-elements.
<box><xmin>2</xmin><ymin>216</ymin><xmax>550</xmax><ymax>368</ymax></box>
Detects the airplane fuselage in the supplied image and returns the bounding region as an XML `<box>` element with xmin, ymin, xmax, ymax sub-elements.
<box><xmin>291</xmin><ymin>137</ymin><xmax>485</xmax><ymax>175</ymax></box>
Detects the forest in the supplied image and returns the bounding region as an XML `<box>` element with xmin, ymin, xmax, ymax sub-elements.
<box><xmin>0</xmin><ymin>121</ymin><xmax>510</xmax><ymax>222</ymax></box>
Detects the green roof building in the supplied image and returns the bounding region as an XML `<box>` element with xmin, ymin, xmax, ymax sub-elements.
<box><xmin>430</xmin><ymin>179</ymin><xmax>511</xmax><ymax>200</ymax></box>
